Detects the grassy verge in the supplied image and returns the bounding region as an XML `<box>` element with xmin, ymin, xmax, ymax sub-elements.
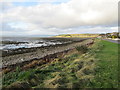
<box><xmin>2</xmin><ymin>39</ymin><xmax>118</xmax><ymax>88</ymax></box>
<box><xmin>88</xmin><ymin>40</ymin><xmax>118</xmax><ymax>88</ymax></box>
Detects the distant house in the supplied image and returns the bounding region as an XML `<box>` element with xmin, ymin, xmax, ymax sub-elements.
<box><xmin>118</xmin><ymin>32</ymin><xmax>120</xmax><ymax>38</ymax></box>
<box><xmin>104</xmin><ymin>32</ymin><xmax>120</xmax><ymax>39</ymax></box>
<box><xmin>98</xmin><ymin>34</ymin><xmax>106</xmax><ymax>38</ymax></box>
<box><xmin>106</xmin><ymin>33</ymin><xmax>112</xmax><ymax>38</ymax></box>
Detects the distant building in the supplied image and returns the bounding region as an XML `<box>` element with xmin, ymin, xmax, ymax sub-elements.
<box><xmin>98</xmin><ymin>34</ymin><xmax>106</xmax><ymax>38</ymax></box>
<box><xmin>104</xmin><ymin>32</ymin><xmax>120</xmax><ymax>39</ymax></box>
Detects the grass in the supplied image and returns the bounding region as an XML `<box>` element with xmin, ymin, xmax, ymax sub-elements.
<box><xmin>2</xmin><ymin>39</ymin><xmax>119</xmax><ymax>88</ymax></box>
<box><xmin>87</xmin><ymin>39</ymin><xmax>118</xmax><ymax>88</ymax></box>
<box><xmin>3</xmin><ymin>50</ymin><xmax>94</xmax><ymax>88</ymax></box>
<box><xmin>76</xmin><ymin>45</ymin><xmax>88</xmax><ymax>54</ymax></box>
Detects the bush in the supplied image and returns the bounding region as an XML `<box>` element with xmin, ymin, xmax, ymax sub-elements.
<box><xmin>76</xmin><ymin>45</ymin><xmax>88</xmax><ymax>54</ymax></box>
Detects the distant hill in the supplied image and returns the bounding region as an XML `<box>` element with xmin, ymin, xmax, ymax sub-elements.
<box><xmin>54</xmin><ymin>34</ymin><xmax>99</xmax><ymax>38</ymax></box>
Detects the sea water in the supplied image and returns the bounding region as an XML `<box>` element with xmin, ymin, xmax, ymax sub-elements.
<box><xmin>1</xmin><ymin>37</ymin><xmax>70</xmax><ymax>50</ymax></box>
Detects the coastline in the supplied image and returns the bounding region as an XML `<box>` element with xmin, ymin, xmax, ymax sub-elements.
<box><xmin>2</xmin><ymin>38</ymin><xmax>94</xmax><ymax>73</ymax></box>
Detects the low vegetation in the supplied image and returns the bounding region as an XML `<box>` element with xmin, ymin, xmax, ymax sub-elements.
<box><xmin>75</xmin><ymin>45</ymin><xmax>88</xmax><ymax>54</ymax></box>
<box><xmin>2</xmin><ymin>39</ymin><xmax>118</xmax><ymax>88</ymax></box>
<box><xmin>54</xmin><ymin>34</ymin><xmax>99</xmax><ymax>38</ymax></box>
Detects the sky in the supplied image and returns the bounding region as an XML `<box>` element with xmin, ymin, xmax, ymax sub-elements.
<box><xmin>0</xmin><ymin>0</ymin><xmax>119</xmax><ymax>37</ymax></box>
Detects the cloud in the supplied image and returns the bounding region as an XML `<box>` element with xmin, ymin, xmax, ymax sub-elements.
<box><xmin>1</xmin><ymin>0</ymin><xmax>119</xmax><ymax>36</ymax></box>
<box><xmin>1</xmin><ymin>0</ymin><xmax>70</xmax><ymax>3</ymax></box>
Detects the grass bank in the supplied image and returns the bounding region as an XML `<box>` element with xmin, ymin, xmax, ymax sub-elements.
<box><xmin>88</xmin><ymin>40</ymin><xmax>118</xmax><ymax>88</ymax></box>
<box><xmin>2</xmin><ymin>39</ymin><xmax>118</xmax><ymax>88</ymax></box>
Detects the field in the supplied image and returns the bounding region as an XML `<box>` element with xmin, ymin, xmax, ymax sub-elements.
<box><xmin>2</xmin><ymin>39</ymin><xmax>118</xmax><ymax>88</ymax></box>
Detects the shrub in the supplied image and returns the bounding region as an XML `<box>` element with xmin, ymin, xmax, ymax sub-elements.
<box><xmin>76</xmin><ymin>45</ymin><xmax>88</xmax><ymax>54</ymax></box>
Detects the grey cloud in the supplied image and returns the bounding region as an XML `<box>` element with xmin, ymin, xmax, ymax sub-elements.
<box><xmin>1</xmin><ymin>0</ymin><xmax>119</xmax><ymax>36</ymax></box>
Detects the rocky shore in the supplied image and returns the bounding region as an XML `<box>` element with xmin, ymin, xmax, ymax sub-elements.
<box><xmin>1</xmin><ymin>38</ymin><xmax>86</xmax><ymax>57</ymax></box>
<box><xmin>2</xmin><ymin>38</ymin><xmax>94</xmax><ymax>70</ymax></box>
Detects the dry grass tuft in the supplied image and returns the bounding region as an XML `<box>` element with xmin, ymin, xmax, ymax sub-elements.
<box><xmin>6</xmin><ymin>81</ymin><xmax>30</xmax><ymax>88</ymax></box>
<box><xmin>44</xmin><ymin>75</ymin><xmax>61</xmax><ymax>88</ymax></box>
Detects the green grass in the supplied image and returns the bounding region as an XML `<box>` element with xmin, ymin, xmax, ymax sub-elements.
<box><xmin>88</xmin><ymin>40</ymin><xmax>118</xmax><ymax>88</ymax></box>
<box><xmin>76</xmin><ymin>45</ymin><xmax>88</xmax><ymax>54</ymax></box>
<box><xmin>2</xmin><ymin>53</ymin><xmax>81</xmax><ymax>88</ymax></box>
